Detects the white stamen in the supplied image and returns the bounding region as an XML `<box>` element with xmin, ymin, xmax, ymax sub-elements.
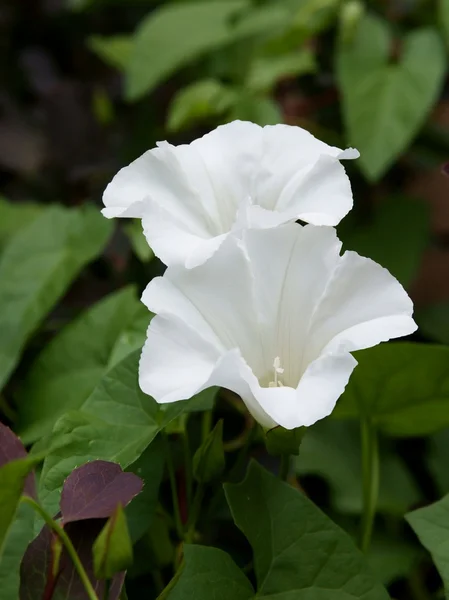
<box><xmin>269</xmin><ymin>356</ymin><xmax>284</xmax><ymax>387</ymax></box>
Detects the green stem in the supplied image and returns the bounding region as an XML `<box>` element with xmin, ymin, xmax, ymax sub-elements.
<box><xmin>359</xmin><ymin>419</ymin><xmax>379</xmax><ymax>553</ymax></box>
<box><xmin>21</xmin><ymin>496</ymin><xmax>99</xmax><ymax>600</ymax></box>
<box><xmin>157</xmin><ymin>559</ymin><xmax>185</xmax><ymax>600</ymax></box>
<box><xmin>279</xmin><ymin>454</ymin><xmax>290</xmax><ymax>481</ymax></box>
<box><xmin>185</xmin><ymin>483</ymin><xmax>205</xmax><ymax>543</ymax></box>
<box><xmin>182</xmin><ymin>421</ymin><xmax>193</xmax><ymax>509</ymax></box>
<box><xmin>163</xmin><ymin>434</ymin><xmax>184</xmax><ymax>540</ymax></box>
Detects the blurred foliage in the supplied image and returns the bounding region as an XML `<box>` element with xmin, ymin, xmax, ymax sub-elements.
<box><xmin>2</xmin><ymin>0</ymin><xmax>449</xmax><ymax>598</ymax></box>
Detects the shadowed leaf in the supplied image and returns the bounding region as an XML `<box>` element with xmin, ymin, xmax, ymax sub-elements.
<box><xmin>60</xmin><ymin>461</ymin><xmax>143</xmax><ymax>524</ymax></box>
<box><xmin>20</xmin><ymin>520</ymin><xmax>125</xmax><ymax>600</ymax></box>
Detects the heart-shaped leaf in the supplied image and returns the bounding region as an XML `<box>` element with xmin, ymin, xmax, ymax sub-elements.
<box><xmin>60</xmin><ymin>461</ymin><xmax>142</xmax><ymax>524</ymax></box>
<box><xmin>337</xmin><ymin>14</ymin><xmax>445</xmax><ymax>181</ymax></box>
<box><xmin>333</xmin><ymin>342</ymin><xmax>449</xmax><ymax>437</ymax></box>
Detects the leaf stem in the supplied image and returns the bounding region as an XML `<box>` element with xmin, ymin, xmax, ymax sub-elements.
<box><xmin>163</xmin><ymin>434</ymin><xmax>184</xmax><ymax>540</ymax></box>
<box><xmin>21</xmin><ymin>496</ymin><xmax>99</xmax><ymax>600</ymax></box>
<box><xmin>185</xmin><ymin>483</ymin><xmax>204</xmax><ymax>543</ymax></box>
<box><xmin>182</xmin><ymin>420</ymin><xmax>193</xmax><ymax>509</ymax></box>
<box><xmin>359</xmin><ymin>418</ymin><xmax>379</xmax><ymax>553</ymax></box>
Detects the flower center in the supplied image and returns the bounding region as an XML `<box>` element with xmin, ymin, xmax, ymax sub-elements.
<box><xmin>268</xmin><ymin>356</ymin><xmax>284</xmax><ymax>388</ymax></box>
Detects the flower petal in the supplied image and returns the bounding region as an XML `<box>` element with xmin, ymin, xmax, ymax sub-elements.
<box><xmin>139</xmin><ymin>315</ymin><xmax>220</xmax><ymax>403</ymax></box>
<box><xmin>246</xmin><ymin>351</ymin><xmax>357</xmax><ymax>429</ymax></box>
<box><xmin>242</xmin><ymin>224</ymin><xmax>342</xmax><ymax>386</ymax></box>
<box><xmin>256</xmin><ymin>124</ymin><xmax>358</xmax><ymax>225</ymax></box>
<box><xmin>190</xmin><ymin>121</ymin><xmax>263</xmax><ymax>231</ymax></box>
<box><xmin>142</xmin><ymin>200</ymin><xmax>227</xmax><ymax>268</ymax></box>
<box><xmin>306</xmin><ymin>250</ymin><xmax>417</xmax><ymax>363</ymax></box>
<box><xmin>102</xmin><ymin>143</ymin><xmax>212</xmax><ymax>236</ymax></box>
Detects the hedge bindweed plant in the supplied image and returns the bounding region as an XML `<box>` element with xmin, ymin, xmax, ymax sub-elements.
<box><xmin>1</xmin><ymin>121</ymin><xmax>448</xmax><ymax>600</ymax></box>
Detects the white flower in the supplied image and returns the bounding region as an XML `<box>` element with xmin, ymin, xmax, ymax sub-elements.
<box><xmin>139</xmin><ymin>223</ymin><xmax>416</xmax><ymax>429</ymax></box>
<box><xmin>102</xmin><ymin>120</ymin><xmax>359</xmax><ymax>268</ymax></box>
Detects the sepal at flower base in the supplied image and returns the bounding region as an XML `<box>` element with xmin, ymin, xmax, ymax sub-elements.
<box><xmin>264</xmin><ymin>425</ymin><xmax>307</xmax><ymax>457</ymax></box>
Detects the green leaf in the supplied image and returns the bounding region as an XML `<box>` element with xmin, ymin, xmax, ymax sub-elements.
<box><xmin>334</xmin><ymin>343</ymin><xmax>449</xmax><ymax>437</ymax></box>
<box><xmin>338</xmin><ymin>0</ymin><xmax>365</xmax><ymax>45</ymax></box>
<box><xmin>265</xmin><ymin>425</ymin><xmax>306</xmax><ymax>456</ymax></box>
<box><xmin>428</xmin><ymin>429</ymin><xmax>449</xmax><ymax>496</ymax></box>
<box><xmin>416</xmin><ymin>302</ymin><xmax>449</xmax><ymax>344</ymax></box>
<box><xmin>167</xmin><ymin>545</ymin><xmax>254</xmax><ymax>600</ymax></box>
<box><xmin>124</xmin><ymin>220</ymin><xmax>154</xmax><ymax>262</ymax></box>
<box><xmin>193</xmin><ymin>420</ymin><xmax>225</xmax><ymax>483</ymax></box>
<box><xmin>406</xmin><ymin>494</ymin><xmax>449</xmax><ymax>596</ymax></box>
<box><xmin>126</xmin><ymin>1</ymin><xmax>248</xmax><ymax>101</ymax></box>
<box><xmin>247</xmin><ymin>49</ymin><xmax>316</xmax><ymax>93</ymax></box>
<box><xmin>39</xmin><ymin>351</ymin><xmax>215</xmax><ymax>516</ymax></box>
<box><xmin>125</xmin><ymin>437</ymin><xmax>164</xmax><ymax>543</ymax></box>
<box><xmin>0</xmin><ymin>502</ymin><xmax>36</xmax><ymax>600</ymax></box>
<box><xmin>88</xmin><ymin>35</ymin><xmax>132</xmax><ymax>71</ymax></box>
<box><xmin>230</xmin><ymin>94</ymin><xmax>282</xmax><ymax>126</ymax></box>
<box><xmin>338</xmin><ymin>196</ymin><xmax>429</xmax><ymax>287</ymax></box>
<box><xmin>17</xmin><ymin>287</ymin><xmax>150</xmax><ymax>444</ymax></box>
<box><xmin>224</xmin><ymin>461</ymin><xmax>389</xmax><ymax>598</ymax></box>
<box><xmin>0</xmin><ymin>205</ymin><xmax>112</xmax><ymax>390</ymax></box>
<box><xmin>167</xmin><ymin>80</ymin><xmax>236</xmax><ymax>133</ymax></box>
<box><xmin>439</xmin><ymin>0</ymin><xmax>449</xmax><ymax>46</ymax></box>
<box><xmin>367</xmin><ymin>536</ymin><xmax>420</xmax><ymax>586</ymax></box>
<box><xmin>337</xmin><ymin>14</ymin><xmax>446</xmax><ymax>181</ymax></box>
<box><xmin>93</xmin><ymin>504</ymin><xmax>133</xmax><ymax>580</ymax></box>
<box><xmin>0</xmin><ymin>198</ymin><xmax>41</xmax><ymax>249</ymax></box>
<box><xmin>231</xmin><ymin>4</ymin><xmax>289</xmax><ymax>40</ymax></box>
<box><xmin>0</xmin><ymin>457</ymin><xmax>40</xmax><ymax>559</ymax></box>
<box><xmin>296</xmin><ymin>420</ymin><xmax>420</xmax><ymax>515</ymax></box>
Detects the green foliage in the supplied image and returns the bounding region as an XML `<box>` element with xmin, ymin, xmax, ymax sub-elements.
<box><xmin>125</xmin><ymin>437</ymin><xmax>164</xmax><ymax>543</ymax></box>
<box><xmin>337</xmin><ymin>14</ymin><xmax>446</xmax><ymax>181</ymax></box>
<box><xmin>88</xmin><ymin>35</ymin><xmax>132</xmax><ymax>71</ymax></box>
<box><xmin>0</xmin><ymin>205</ymin><xmax>112</xmax><ymax>390</ymax></box>
<box><xmin>246</xmin><ymin>49</ymin><xmax>316</xmax><ymax>93</ymax></box>
<box><xmin>265</xmin><ymin>425</ymin><xmax>306</xmax><ymax>456</ymax></box>
<box><xmin>407</xmin><ymin>494</ymin><xmax>449</xmax><ymax>596</ymax></box>
<box><xmin>0</xmin><ymin>457</ymin><xmax>40</xmax><ymax>559</ymax></box>
<box><xmin>124</xmin><ymin>220</ymin><xmax>155</xmax><ymax>262</ymax></box>
<box><xmin>0</xmin><ymin>503</ymin><xmax>35</xmax><ymax>600</ymax></box>
<box><xmin>168</xmin><ymin>545</ymin><xmax>254</xmax><ymax>600</ymax></box>
<box><xmin>296</xmin><ymin>420</ymin><xmax>420</xmax><ymax>515</ymax></box>
<box><xmin>38</xmin><ymin>351</ymin><xmax>214</xmax><ymax>516</ymax></box>
<box><xmin>417</xmin><ymin>302</ymin><xmax>449</xmax><ymax>344</ymax></box>
<box><xmin>126</xmin><ymin>1</ymin><xmax>249</xmax><ymax>100</ymax></box>
<box><xmin>167</xmin><ymin>80</ymin><xmax>237</xmax><ymax>133</ymax></box>
<box><xmin>17</xmin><ymin>287</ymin><xmax>150</xmax><ymax>444</ymax></box>
<box><xmin>339</xmin><ymin>196</ymin><xmax>429</xmax><ymax>287</ymax></box>
<box><xmin>193</xmin><ymin>420</ymin><xmax>225</xmax><ymax>483</ymax></box>
<box><xmin>93</xmin><ymin>504</ymin><xmax>133</xmax><ymax>580</ymax></box>
<box><xmin>334</xmin><ymin>343</ymin><xmax>449</xmax><ymax>436</ymax></box>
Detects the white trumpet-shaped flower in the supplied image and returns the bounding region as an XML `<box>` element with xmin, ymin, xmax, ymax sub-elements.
<box><xmin>102</xmin><ymin>120</ymin><xmax>358</xmax><ymax>268</ymax></box>
<box><xmin>139</xmin><ymin>224</ymin><xmax>417</xmax><ymax>429</ymax></box>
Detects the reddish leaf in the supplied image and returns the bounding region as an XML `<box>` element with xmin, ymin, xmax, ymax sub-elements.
<box><xmin>20</xmin><ymin>520</ymin><xmax>125</xmax><ymax>600</ymax></box>
<box><xmin>0</xmin><ymin>423</ymin><xmax>36</xmax><ymax>498</ymax></box>
<box><xmin>60</xmin><ymin>461</ymin><xmax>143</xmax><ymax>524</ymax></box>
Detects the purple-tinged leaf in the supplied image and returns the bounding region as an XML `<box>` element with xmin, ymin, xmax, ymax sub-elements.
<box><xmin>60</xmin><ymin>461</ymin><xmax>142</xmax><ymax>524</ymax></box>
<box><xmin>20</xmin><ymin>520</ymin><xmax>125</xmax><ymax>600</ymax></box>
<box><xmin>0</xmin><ymin>423</ymin><xmax>36</xmax><ymax>498</ymax></box>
